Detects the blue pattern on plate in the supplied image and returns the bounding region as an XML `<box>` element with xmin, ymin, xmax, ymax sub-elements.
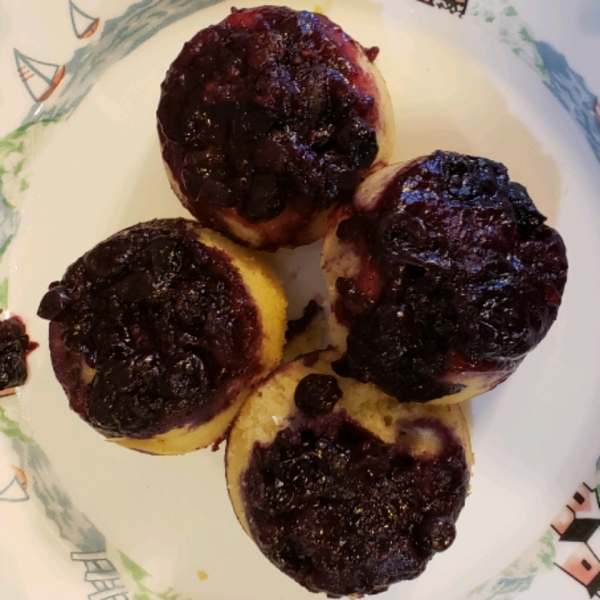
<box><xmin>24</xmin><ymin>0</ymin><xmax>223</xmax><ymax>125</ymax></box>
<box><xmin>536</xmin><ymin>41</ymin><xmax>600</xmax><ymax>164</ymax></box>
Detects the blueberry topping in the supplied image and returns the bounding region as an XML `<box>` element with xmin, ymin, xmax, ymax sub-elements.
<box><xmin>157</xmin><ymin>6</ymin><xmax>380</xmax><ymax>248</ymax></box>
<box><xmin>242</xmin><ymin>413</ymin><xmax>469</xmax><ymax>596</ymax></box>
<box><xmin>38</xmin><ymin>219</ymin><xmax>260</xmax><ymax>438</ymax></box>
<box><xmin>332</xmin><ymin>151</ymin><xmax>568</xmax><ymax>401</ymax></box>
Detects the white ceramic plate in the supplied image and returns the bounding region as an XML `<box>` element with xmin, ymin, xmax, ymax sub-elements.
<box><xmin>1</xmin><ymin>1</ymin><xmax>600</xmax><ymax>598</ymax></box>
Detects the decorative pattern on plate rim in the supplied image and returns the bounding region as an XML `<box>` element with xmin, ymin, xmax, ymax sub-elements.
<box><xmin>418</xmin><ymin>0</ymin><xmax>468</xmax><ymax>17</ymax></box>
<box><xmin>0</xmin><ymin>0</ymin><xmax>598</xmax><ymax>598</ymax></box>
<box><xmin>552</xmin><ymin>482</ymin><xmax>600</xmax><ymax>598</ymax></box>
<box><xmin>71</xmin><ymin>551</ymin><xmax>130</xmax><ymax>600</ymax></box>
<box><xmin>68</xmin><ymin>0</ymin><xmax>101</xmax><ymax>40</ymax></box>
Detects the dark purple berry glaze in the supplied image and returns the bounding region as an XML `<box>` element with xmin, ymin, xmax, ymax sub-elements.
<box><xmin>157</xmin><ymin>6</ymin><xmax>381</xmax><ymax>249</ymax></box>
<box><xmin>37</xmin><ymin>219</ymin><xmax>260</xmax><ymax>439</ymax></box>
<box><xmin>241</xmin><ymin>411</ymin><xmax>469</xmax><ymax>597</ymax></box>
<box><xmin>0</xmin><ymin>316</ymin><xmax>37</xmax><ymax>390</ymax></box>
<box><xmin>332</xmin><ymin>151</ymin><xmax>568</xmax><ymax>401</ymax></box>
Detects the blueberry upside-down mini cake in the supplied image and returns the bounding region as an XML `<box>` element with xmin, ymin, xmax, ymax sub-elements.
<box><xmin>322</xmin><ymin>151</ymin><xmax>568</xmax><ymax>404</ymax></box>
<box><xmin>157</xmin><ymin>5</ymin><xmax>394</xmax><ymax>250</ymax></box>
<box><xmin>227</xmin><ymin>349</ymin><xmax>472</xmax><ymax>597</ymax></box>
<box><xmin>37</xmin><ymin>219</ymin><xmax>286</xmax><ymax>454</ymax></box>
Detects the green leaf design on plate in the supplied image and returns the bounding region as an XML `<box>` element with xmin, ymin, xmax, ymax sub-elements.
<box><xmin>464</xmin><ymin>529</ymin><xmax>556</xmax><ymax>599</ymax></box>
<box><xmin>0</xmin><ymin>278</ymin><xmax>8</xmax><ymax>310</ymax></box>
<box><xmin>537</xmin><ymin>529</ymin><xmax>557</xmax><ymax>570</ymax></box>
<box><xmin>119</xmin><ymin>551</ymin><xmax>191</xmax><ymax>600</ymax></box>
<box><xmin>120</xmin><ymin>551</ymin><xmax>151</xmax><ymax>583</ymax></box>
<box><xmin>0</xmin><ymin>117</ymin><xmax>63</xmax><ymax>290</ymax></box>
<box><xmin>0</xmin><ymin>406</ymin><xmax>32</xmax><ymax>443</ymax></box>
<box><xmin>0</xmin><ymin>235</ymin><xmax>14</xmax><ymax>259</ymax></box>
<box><xmin>0</xmin><ymin>119</ymin><xmax>60</xmax><ymax>208</ymax></box>
<box><xmin>468</xmin><ymin>0</ymin><xmax>548</xmax><ymax>77</ymax></box>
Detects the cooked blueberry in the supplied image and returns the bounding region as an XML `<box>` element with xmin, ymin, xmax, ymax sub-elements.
<box><xmin>241</xmin><ymin>172</ymin><xmax>285</xmax><ymax>222</ymax></box>
<box><xmin>83</xmin><ymin>239</ymin><xmax>130</xmax><ymax>279</ymax></box>
<box><xmin>509</xmin><ymin>182</ymin><xmax>547</xmax><ymax>236</ymax></box>
<box><xmin>333</xmin><ymin>117</ymin><xmax>378</xmax><ymax>169</ymax></box>
<box><xmin>335</xmin><ymin>277</ymin><xmax>372</xmax><ymax>318</ymax></box>
<box><xmin>107</xmin><ymin>271</ymin><xmax>154</xmax><ymax>303</ymax></box>
<box><xmin>294</xmin><ymin>374</ymin><xmax>342</xmax><ymax>417</ymax></box>
<box><xmin>416</xmin><ymin>515</ymin><xmax>456</xmax><ymax>553</ymax></box>
<box><xmin>162</xmin><ymin>353</ymin><xmax>208</xmax><ymax>400</ymax></box>
<box><xmin>37</xmin><ymin>285</ymin><xmax>72</xmax><ymax>320</ymax></box>
<box><xmin>149</xmin><ymin>237</ymin><xmax>184</xmax><ymax>275</ymax></box>
<box><xmin>193</xmin><ymin>178</ymin><xmax>236</xmax><ymax>208</ymax></box>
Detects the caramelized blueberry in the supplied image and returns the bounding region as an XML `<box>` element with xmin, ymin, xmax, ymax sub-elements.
<box><xmin>38</xmin><ymin>285</ymin><xmax>72</xmax><ymax>320</ymax></box>
<box><xmin>83</xmin><ymin>238</ymin><xmax>131</xmax><ymax>279</ymax></box>
<box><xmin>416</xmin><ymin>515</ymin><xmax>456</xmax><ymax>554</ymax></box>
<box><xmin>294</xmin><ymin>374</ymin><xmax>342</xmax><ymax>417</ymax></box>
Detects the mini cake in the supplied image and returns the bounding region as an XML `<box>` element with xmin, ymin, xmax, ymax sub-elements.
<box><xmin>157</xmin><ymin>5</ymin><xmax>394</xmax><ymax>250</ymax></box>
<box><xmin>322</xmin><ymin>151</ymin><xmax>568</xmax><ymax>403</ymax></box>
<box><xmin>227</xmin><ymin>348</ymin><xmax>472</xmax><ymax>597</ymax></box>
<box><xmin>37</xmin><ymin>219</ymin><xmax>286</xmax><ymax>454</ymax></box>
<box><xmin>0</xmin><ymin>315</ymin><xmax>37</xmax><ymax>393</ymax></box>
